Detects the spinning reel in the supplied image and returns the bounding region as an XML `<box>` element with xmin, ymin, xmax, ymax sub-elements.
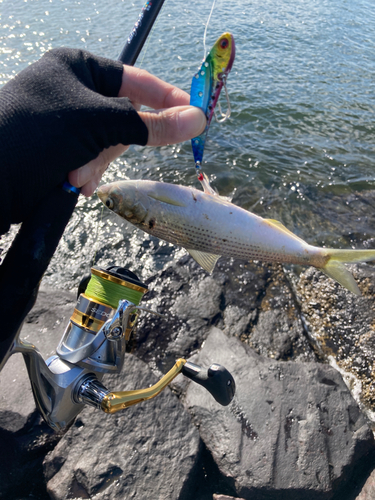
<box><xmin>9</xmin><ymin>266</ymin><xmax>235</xmax><ymax>430</ymax></box>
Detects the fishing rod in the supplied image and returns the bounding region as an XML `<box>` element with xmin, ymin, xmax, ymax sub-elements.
<box><xmin>0</xmin><ymin>0</ymin><xmax>167</xmax><ymax>370</ymax></box>
<box><xmin>118</xmin><ymin>0</ymin><xmax>166</xmax><ymax>65</ymax></box>
<box><xmin>0</xmin><ymin>0</ymin><xmax>236</xmax><ymax>430</ymax></box>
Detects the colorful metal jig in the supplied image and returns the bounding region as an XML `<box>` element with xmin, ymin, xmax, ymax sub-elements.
<box><xmin>190</xmin><ymin>32</ymin><xmax>235</xmax><ymax>174</ymax></box>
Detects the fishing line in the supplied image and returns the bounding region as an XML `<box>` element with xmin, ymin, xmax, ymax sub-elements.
<box><xmin>91</xmin><ymin>203</ymin><xmax>105</xmax><ymax>267</ymax></box>
<box><xmin>137</xmin><ymin>0</ymin><xmax>169</xmax><ymax>68</ymax></box>
<box><xmin>85</xmin><ymin>268</ymin><xmax>147</xmax><ymax>308</ymax></box>
<box><xmin>203</xmin><ymin>0</ymin><xmax>217</xmax><ymax>58</ymax></box>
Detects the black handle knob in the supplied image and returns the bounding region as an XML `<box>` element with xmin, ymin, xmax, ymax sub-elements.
<box><xmin>182</xmin><ymin>361</ymin><xmax>235</xmax><ymax>406</ymax></box>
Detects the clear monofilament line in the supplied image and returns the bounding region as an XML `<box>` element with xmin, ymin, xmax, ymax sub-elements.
<box><xmin>91</xmin><ymin>204</ymin><xmax>104</xmax><ymax>267</ymax></box>
<box><xmin>203</xmin><ymin>0</ymin><xmax>216</xmax><ymax>59</ymax></box>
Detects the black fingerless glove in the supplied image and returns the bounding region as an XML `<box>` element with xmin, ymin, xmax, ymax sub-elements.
<box><xmin>0</xmin><ymin>48</ymin><xmax>148</xmax><ymax>235</ymax></box>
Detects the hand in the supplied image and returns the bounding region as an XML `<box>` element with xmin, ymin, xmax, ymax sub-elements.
<box><xmin>69</xmin><ymin>66</ymin><xmax>206</xmax><ymax>196</ymax></box>
<box><xmin>0</xmin><ymin>48</ymin><xmax>207</xmax><ymax>234</ymax></box>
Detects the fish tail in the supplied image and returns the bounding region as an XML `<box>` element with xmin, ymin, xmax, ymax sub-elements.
<box><xmin>320</xmin><ymin>249</ymin><xmax>375</xmax><ymax>295</ymax></box>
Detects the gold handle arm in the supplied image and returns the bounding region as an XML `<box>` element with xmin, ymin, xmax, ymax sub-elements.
<box><xmin>101</xmin><ymin>358</ymin><xmax>187</xmax><ymax>414</ymax></box>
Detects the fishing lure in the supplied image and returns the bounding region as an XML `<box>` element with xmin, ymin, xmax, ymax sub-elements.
<box><xmin>190</xmin><ymin>32</ymin><xmax>235</xmax><ymax>181</ymax></box>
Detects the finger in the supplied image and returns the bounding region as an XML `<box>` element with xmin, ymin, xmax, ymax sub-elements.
<box><xmin>68</xmin><ymin>144</ymin><xmax>129</xmax><ymax>196</ymax></box>
<box><xmin>79</xmin><ymin>172</ymin><xmax>103</xmax><ymax>197</ymax></box>
<box><xmin>119</xmin><ymin>66</ymin><xmax>190</xmax><ymax>110</ymax></box>
<box><xmin>139</xmin><ymin>105</ymin><xmax>207</xmax><ymax>147</ymax></box>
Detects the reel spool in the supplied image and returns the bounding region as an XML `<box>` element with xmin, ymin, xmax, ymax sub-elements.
<box><xmin>56</xmin><ymin>266</ymin><xmax>148</xmax><ymax>371</ymax></box>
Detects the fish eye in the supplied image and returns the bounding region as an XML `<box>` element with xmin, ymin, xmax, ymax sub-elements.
<box><xmin>220</xmin><ymin>38</ymin><xmax>229</xmax><ymax>49</ymax></box>
<box><xmin>105</xmin><ymin>198</ymin><xmax>114</xmax><ymax>209</ymax></box>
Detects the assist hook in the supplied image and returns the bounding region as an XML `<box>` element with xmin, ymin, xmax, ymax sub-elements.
<box><xmin>214</xmin><ymin>75</ymin><xmax>231</xmax><ymax>123</ymax></box>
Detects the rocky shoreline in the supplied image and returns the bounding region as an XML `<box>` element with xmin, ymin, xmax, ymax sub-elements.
<box><xmin>1</xmin><ymin>256</ymin><xmax>375</xmax><ymax>499</ymax></box>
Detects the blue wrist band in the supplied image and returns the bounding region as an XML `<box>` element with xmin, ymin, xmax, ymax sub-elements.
<box><xmin>62</xmin><ymin>181</ymin><xmax>81</xmax><ymax>195</ymax></box>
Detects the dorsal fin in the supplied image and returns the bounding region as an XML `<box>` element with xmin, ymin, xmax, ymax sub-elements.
<box><xmin>264</xmin><ymin>219</ymin><xmax>306</xmax><ymax>243</ymax></box>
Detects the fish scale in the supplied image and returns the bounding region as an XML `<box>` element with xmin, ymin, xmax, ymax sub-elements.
<box><xmin>158</xmin><ymin>222</ymin><xmax>287</xmax><ymax>262</ymax></box>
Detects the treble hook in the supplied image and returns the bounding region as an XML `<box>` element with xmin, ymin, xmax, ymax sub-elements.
<box><xmin>214</xmin><ymin>76</ymin><xmax>231</xmax><ymax>123</ymax></box>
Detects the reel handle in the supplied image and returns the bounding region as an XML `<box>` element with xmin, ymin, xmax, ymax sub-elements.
<box><xmin>182</xmin><ymin>361</ymin><xmax>235</xmax><ymax>406</ymax></box>
<box><xmin>77</xmin><ymin>359</ymin><xmax>236</xmax><ymax>415</ymax></box>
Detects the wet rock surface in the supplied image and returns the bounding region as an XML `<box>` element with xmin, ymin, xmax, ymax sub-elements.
<box><xmin>1</xmin><ymin>258</ymin><xmax>375</xmax><ymax>499</ymax></box>
<box><xmin>295</xmin><ymin>264</ymin><xmax>375</xmax><ymax>425</ymax></box>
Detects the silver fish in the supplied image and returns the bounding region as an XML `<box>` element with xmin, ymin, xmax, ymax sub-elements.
<box><xmin>97</xmin><ymin>179</ymin><xmax>375</xmax><ymax>295</ymax></box>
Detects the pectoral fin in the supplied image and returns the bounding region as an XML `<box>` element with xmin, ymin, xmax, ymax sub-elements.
<box><xmin>187</xmin><ymin>249</ymin><xmax>220</xmax><ymax>273</ymax></box>
<box><xmin>200</xmin><ymin>173</ymin><xmax>218</xmax><ymax>196</ymax></box>
<box><xmin>147</xmin><ymin>192</ymin><xmax>186</xmax><ymax>207</ymax></box>
<box><xmin>200</xmin><ymin>173</ymin><xmax>232</xmax><ymax>202</ymax></box>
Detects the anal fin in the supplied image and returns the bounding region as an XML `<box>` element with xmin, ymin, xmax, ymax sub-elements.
<box><xmin>187</xmin><ymin>249</ymin><xmax>220</xmax><ymax>273</ymax></box>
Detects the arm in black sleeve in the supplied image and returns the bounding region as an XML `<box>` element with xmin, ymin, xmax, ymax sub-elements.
<box><xmin>0</xmin><ymin>48</ymin><xmax>148</xmax><ymax>235</ymax></box>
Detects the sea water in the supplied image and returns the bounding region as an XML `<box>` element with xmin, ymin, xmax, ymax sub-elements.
<box><xmin>0</xmin><ymin>0</ymin><xmax>374</xmax><ymax>287</ymax></box>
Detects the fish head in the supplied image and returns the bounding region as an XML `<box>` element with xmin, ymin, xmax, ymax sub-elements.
<box><xmin>211</xmin><ymin>32</ymin><xmax>235</xmax><ymax>76</ymax></box>
<box><xmin>97</xmin><ymin>180</ymin><xmax>149</xmax><ymax>224</ymax></box>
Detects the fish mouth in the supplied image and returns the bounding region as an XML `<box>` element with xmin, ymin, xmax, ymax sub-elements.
<box><xmin>97</xmin><ymin>185</ymin><xmax>109</xmax><ymax>203</ymax></box>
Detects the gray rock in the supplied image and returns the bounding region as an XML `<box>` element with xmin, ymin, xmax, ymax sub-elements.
<box><xmin>136</xmin><ymin>256</ymin><xmax>315</xmax><ymax>375</ymax></box>
<box><xmin>0</xmin><ymin>352</ymin><xmax>35</xmax><ymax>433</ymax></box>
<box><xmin>2</xmin><ymin>263</ymin><xmax>375</xmax><ymax>500</ymax></box>
<box><xmin>185</xmin><ymin>328</ymin><xmax>374</xmax><ymax>500</ymax></box>
<box><xmin>242</xmin><ymin>264</ymin><xmax>316</xmax><ymax>362</ymax></box>
<box><xmin>171</xmin><ymin>275</ymin><xmax>222</xmax><ymax>321</ymax></box>
<box><xmin>44</xmin><ymin>353</ymin><xmax>200</xmax><ymax>500</ymax></box>
<box><xmin>0</xmin><ymin>411</ymin><xmax>62</xmax><ymax>500</ymax></box>
<box><xmin>222</xmin><ymin>305</ymin><xmax>255</xmax><ymax>340</ymax></box>
<box><xmin>134</xmin><ymin>256</ymin><xmax>223</xmax><ymax>372</ymax></box>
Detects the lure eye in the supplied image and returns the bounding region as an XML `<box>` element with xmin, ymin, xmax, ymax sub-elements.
<box><xmin>105</xmin><ymin>198</ymin><xmax>114</xmax><ymax>209</ymax></box>
<box><xmin>220</xmin><ymin>38</ymin><xmax>229</xmax><ymax>49</ymax></box>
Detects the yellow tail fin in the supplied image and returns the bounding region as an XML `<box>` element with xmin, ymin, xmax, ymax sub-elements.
<box><xmin>321</xmin><ymin>249</ymin><xmax>375</xmax><ymax>295</ymax></box>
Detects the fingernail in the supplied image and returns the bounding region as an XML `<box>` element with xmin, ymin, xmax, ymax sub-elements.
<box><xmin>178</xmin><ymin>107</ymin><xmax>207</xmax><ymax>137</ymax></box>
